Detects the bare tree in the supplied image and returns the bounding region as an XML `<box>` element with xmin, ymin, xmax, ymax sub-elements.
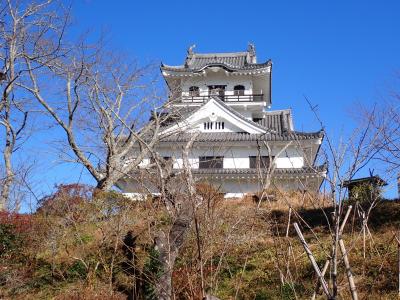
<box><xmin>281</xmin><ymin>97</ymin><xmax>385</xmax><ymax>299</ymax></box>
<box><xmin>0</xmin><ymin>0</ymin><xmax>67</xmax><ymax>209</ymax></box>
<box><xmin>19</xmin><ymin>36</ymin><xmax>173</xmax><ymax>191</ymax></box>
<box><xmin>362</xmin><ymin>92</ymin><xmax>400</xmax><ymax>176</ymax></box>
<box><xmin>141</xmin><ymin>134</ymin><xmax>200</xmax><ymax>300</ymax></box>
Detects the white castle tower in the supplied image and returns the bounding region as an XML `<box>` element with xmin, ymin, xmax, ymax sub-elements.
<box><xmin>118</xmin><ymin>45</ymin><xmax>326</xmax><ymax>198</ymax></box>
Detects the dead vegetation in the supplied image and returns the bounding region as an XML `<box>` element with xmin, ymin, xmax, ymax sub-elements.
<box><xmin>0</xmin><ymin>184</ymin><xmax>399</xmax><ymax>299</ymax></box>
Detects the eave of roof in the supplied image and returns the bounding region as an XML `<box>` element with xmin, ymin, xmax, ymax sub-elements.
<box><xmin>191</xmin><ymin>165</ymin><xmax>327</xmax><ymax>176</ymax></box>
<box><xmin>342</xmin><ymin>176</ymin><xmax>388</xmax><ymax>187</ymax></box>
<box><xmin>160</xmin><ymin>60</ymin><xmax>272</xmax><ymax>73</ymax></box>
<box><xmin>159</xmin><ymin>131</ymin><xmax>324</xmax><ymax>143</ymax></box>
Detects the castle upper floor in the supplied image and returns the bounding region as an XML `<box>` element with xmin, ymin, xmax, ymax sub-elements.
<box><xmin>161</xmin><ymin>45</ymin><xmax>272</xmax><ymax>111</ymax></box>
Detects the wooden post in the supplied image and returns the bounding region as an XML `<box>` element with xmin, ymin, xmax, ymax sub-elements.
<box><xmin>362</xmin><ymin>212</ymin><xmax>366</xmax><ymax>260</ymax></box>
<box><xmin>293</xmin><ymin>222</ymin><xmax>332</xmax><ymax>299</ymax></box>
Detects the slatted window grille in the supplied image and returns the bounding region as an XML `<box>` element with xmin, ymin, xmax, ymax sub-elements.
<box><xmin>203</xmin><ymin>121</ymin><xmax>225</xmax><ymax>131</ymax></box>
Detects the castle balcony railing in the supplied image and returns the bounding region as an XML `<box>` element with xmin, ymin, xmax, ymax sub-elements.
<box><xmin>181</xmin><ymin>94</ymin><xmax>264</xmax><ymax>103</ymax></box>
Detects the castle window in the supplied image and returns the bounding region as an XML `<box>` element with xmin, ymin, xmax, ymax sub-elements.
<box><xmin>234</xmin><ymin>85</ymin><xmax>245</xmax><ymax>96</ymax></box>
<box><xmin>188</xmin><ymin>86</ymin><xmax>200</xmax><ymax>97</ymax></box>
<box><xmin>249</xmin><ymin>156</ymin><xmax>275</xmax><ymax>169</ymax></box>
<box><xmin>208</xmin><ymin>85</ymin><xmax>226</xmax><ymax>97</ymax></box>
<box><xmin>199</xmin><ymin>156</ymin><xmax>224</xmax><ymax>169</ymax></box>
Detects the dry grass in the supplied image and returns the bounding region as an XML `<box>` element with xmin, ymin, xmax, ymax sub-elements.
<box><xmin>238</xmin><ymin>189</ymin><xmax>332</xmax><ymax>211</ymax></box>
<box><xmin>1</xmin><ymin>188</ymin><xmax>399</xmax><ymax>299</ymax></box>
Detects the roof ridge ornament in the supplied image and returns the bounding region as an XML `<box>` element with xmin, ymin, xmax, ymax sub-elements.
<box><xmin>187</xmin><ymin>44</ymin><xmax>196</xmax><ymax>56</ymax></box>
<box><xmin>185</xmin><ymin>44</ymin><xmax>196</xmax><ymax>67</ymax></box>
<box><xmin>247</xmin><ymin>43</ymin><xmax>257</xmax><ymax>64</ymax></box>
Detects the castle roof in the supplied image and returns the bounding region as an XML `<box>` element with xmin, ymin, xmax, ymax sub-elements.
<box><xmin>161</xmin><ymin>45</ymin><xmax>272</xmax><ymax>73</ymax></box>
<box><xmin>159</xmin><ymin>131</ymin><xmax>324</xmax><ymax>143</ymax></box>
<box><xmin>191</xmin><ymin>165</ymin><xmax>327</xmax><ymax>176</ymax></box>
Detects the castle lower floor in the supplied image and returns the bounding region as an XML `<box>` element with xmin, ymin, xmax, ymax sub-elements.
<box><xmin>117</xmin><ymin>167</ymin><xmax>326</xmax><ymax>199</ymax></box>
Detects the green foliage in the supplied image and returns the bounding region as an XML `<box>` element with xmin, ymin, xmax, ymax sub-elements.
<box><xmin>350</xmin><ymin>182</ymin><xmax>383</xmax><ymax>203</ymax></box>
<box><xmin>74</xmin><ymin>233</ymin><xmax>93</xmax><ymax>245</ymax></box>
<box><xmin>66</xmin><ymin>260</ymin><xmax>88</xmax><ymax>279</ymax></box>
<box><xmin>142</xmin><ymin>247</ymin><xmax>162</xmax><ymax>300</ymax></box>
<box><xmin>280</xmin><ymin>283</ymin><xmax>296</xmax><ymax>300</ymax></box>
<box><xmin>30</xmin><ymin>259</ymin><xmax>54</xmax><ymax>289</ymax></box>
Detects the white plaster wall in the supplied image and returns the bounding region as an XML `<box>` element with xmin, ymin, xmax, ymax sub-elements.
<box><xmin>252</xmin><ymin>74</ymin><xmax>271</xmax><ymax>102</ymax></box>
<box><xmin>275</xmin><ymin>157</ymin><xmax>304</xmax><ymax>168</ymax></box>
<box><xmin>189</xmin><ymin>116</ymin><xmax>243</xmax><ymax>133</ymax></box>
<box><xmin>135</xmin><ymin>144</ymin><xmax>305</xmax><ymax>169</ymax></box>
<box><xmin>223</xmin><ymin>157</ymin><xmax>249</xmax><ymax>169</ymax></box>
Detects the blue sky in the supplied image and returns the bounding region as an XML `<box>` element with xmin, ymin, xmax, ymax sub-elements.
<box><xmin>71</xmin><ymin>0</ymin><xmax>400</xmax><ymax>129</ymax></box>
<box><xmin>23</xmin><ymin>0</ymin><xmax>400</xmax><ymax>204</ymax></box>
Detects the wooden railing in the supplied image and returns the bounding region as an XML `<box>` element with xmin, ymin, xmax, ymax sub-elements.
<box><xmin>181</xmin><ymin>94</ymin><xmax>264</xmax><ymax>103</ymax></box>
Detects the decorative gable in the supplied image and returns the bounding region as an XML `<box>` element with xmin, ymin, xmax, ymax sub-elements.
<box><xmin>162</xmin><ymin>97</ymin><xmax>267</xmax><ymax>135</ymax></box>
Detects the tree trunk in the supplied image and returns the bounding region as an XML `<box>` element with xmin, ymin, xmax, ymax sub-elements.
<box><xmin>155</xmin><ymin>201</ymin><xmax>194</xmax><ymax>300</ymax></box>
<box><xmin>96</xmin><ymin>177</ymin><xmax>115</xmax><ymax>191</ymax></box>
<box><xmin>0</xmin><ymin>103</ymin><xmax>14</xmax><ymax>210</ymax></box>
<box><xmin>0</xmin><ymin>142</ymin><xmax>13</xmax><ymax>210</ymax></box>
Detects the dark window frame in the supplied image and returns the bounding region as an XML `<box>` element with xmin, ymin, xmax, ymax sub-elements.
<box><xmin>199</xmin><ymin>156</ymin><xmax>224</xmax><ymax>169</ymax></box>
<box><xmin>188</xmin><ymin>86</ymin><xmax>200</xmax><ymax>97</ymax></box>
<box><xmin>233</xmin><ymin>85</ymin><xmax>245</xmax><ymax>96</ymax></box>
<box><xmin>249</xmin><ymin>156</ymin><xmax>275</xmax><ymax>169</ymax></box>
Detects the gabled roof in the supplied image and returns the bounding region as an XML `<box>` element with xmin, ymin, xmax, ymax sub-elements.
<box><xmin>161</xmin><ymin>96</ymin><xmax>268</xmax><ymax>135</ymax></box>
<box><xmin>210</xmin><ymin>96</ymin><xmax>269</xmax><ymax>131</ymax></box>
<box><xmin>159</xmin><ymin>97</ymin><xmax>324</xmax><ymax>141</ymax></box>
<box><xmin>161</xmin><ymin>45</ymin><xmax>272</xmax><ymax>73</ymax></box>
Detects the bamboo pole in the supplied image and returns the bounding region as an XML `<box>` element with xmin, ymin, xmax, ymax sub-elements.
<box><xmin>338</xmin><ymin>239</ymin><xmax>358</xmax><ymax>300</ymax></box>
<box><xmin>311</xmin><ymin>205</ymin><xmax>354</xmax><ymax>300</ymax></box>
<box><xmin>337</xmin><ymin>206</ymin><xmax>358</xmax><ymax>300</ymax></box>
<box><xmin>339</xmin><ymin>205</ymin><xmax>353</xmax><ymax>235</ymax></box>
<box><xmin>286</xmin><ymin>207</ymin><xmax>292</xmax><ymax>238</ymax></box>
<box><xmin>293</xmin><ymin>222</ymin><xmax>332</xmax><ymax>299</ymax></box>
<box><xmin>311</xmin><ymin>260</ymin><xmax>330</xmax><ymax>300</ymax></box>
